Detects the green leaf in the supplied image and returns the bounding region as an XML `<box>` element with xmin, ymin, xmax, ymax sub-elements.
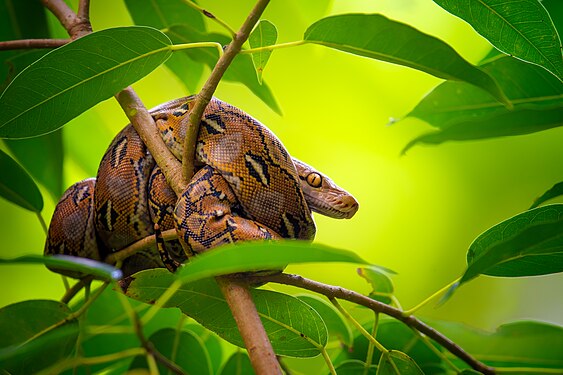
<box><xmin>403</xmin><ymin>56</ymin><xmax>563</xmax><ymax>150</ymax></box>
<box><xmin>0</xmin><ymin>26</ymin><xmax>172</xmax><ymax>138</ymax></box>
<box><xmin>4</xmin><ymin>130</ymin><xmax>63</xmax><ymax>201</ymax></box>
<box><xmin>377</xmin><ymin>350</ymin><xmax>424</xmax><ymax>375</ymax></box>
<box><xmin>124</xmin><ymin>0</ymin><xmax>205</xmax><ymax>93</ymax></box>
<box><xmin>531</xmin><ymin>181</ymin><xmax>563</xmax><ymax>208</ymax></box>
<box><xmin>0</xmin><ymin>254</ymin><xmax>122</xmax><ymax>280</ymax></box>
<box><xmin>460</xmin><ymin>204</ymin><xmax>563</xmax><ymax>284</ymax></box>
<box><xmin>249</xmin><ymin>20</ymin><xmax>278</xmax><ymax>83</ymax></box>
<box><xmin>130</xmin><ymin>328</ymin><xmax>212</xmax><ymax>375</ymax></box>
<box><xmin>0</xmin><ymin>300</ymin><xmax>79</xmax><ymax>374</ymax></box>
<box><xmin>357</xmin><ymin>266</ymin><xmax>396</xmax><ymax>305</ymax></box>
<box><xmin>125</xmin><ymin>270</ymin><xmax>328</xmax><ymax>357</ymax></box>
<box><xmin>166</xmin><ymin>25</ymin><xmax>282</xmax><ymax>114</ymax></box>
<box><xmin>543</xmin><ymin>0</ymin><xmax>563</xmax><ymax>35</ymax></box>
<box><xmin>175</xmin><ymin>240</ymin><xmax>367</xmax><ymax>284</ymax></box>
<box><xmin>219</xmin><ymin>352</ymin><xmax>255</xmax><ymax>375</ymax></box>
<box><xmin>183</xmin><ymin>324</ymin><xmax>223</xmax><ymax>374</ymax></box>
<box><xmin>433</xmin><ymin>0</ymin><xmax>563</xmax><ymax>81</ymax></box>
<box><xmin>304</xmin><ymin>14</ymin><xmax>510</xmax><ymax>106</ymax></box>
<box><xmin>0</xmin><ymin>148</ymin><xmax>43</xmax><ymax>212</ymax></box>
<box><xmin>334</xmin><ymin>360</ymin><xmax>378</xmax><ymax>375</ymax></box>
<box><xmin>297</xmin><ymin>294</ymin><xmax>353</xmax><ymax>346</ymax></box>
<box><xmin>427</xmin><ymin>319</ymin><xmax>563</xmax><ymax>369</ymax></box>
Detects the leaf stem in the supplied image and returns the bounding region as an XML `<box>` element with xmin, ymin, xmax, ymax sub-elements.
<box><xmin>320</xmin><ymin>347</ymin><xmax>337</xmax><ymax>375</ymax></box>
<box><xmin>494</xmin><ymin>367</ymin><xmax>563</xmax><ymax>374</ymax></box>
<box><xmin>402</xmin><ymin>277</ymin><xmax>461</xmax><ymax>316</ymax></box>
<box><xmin>36</xmin><ymin>212</ymin><xmax>48</xmax><ymax>235</ymax></box>
<box><xmin>329</xmin><ymin>297</ymin><xmax>388</xmax><ymax>354</ymax></box>
<box><xmin>363</xmin><ymin>313</ymin><xmax>379</xmax><ymax>374</ymax></box>
<box><xmin>179</xmin><ymin>0</ymin><xmax>237</xmax><ymax>36</ymax></box>
<box><xmin>241</xmin><ymin>40</ymin><xmax>307</xmax><ymax>54</ymax></box>
<box><xmin>170</xmin><ymin>42</ymin><xmax>224</xmax><ymax>57</ymax></box>
<box><xmin>142</xmin><ymin>279</ymin><xmax>182</xmax><ymax>325</ymax></box>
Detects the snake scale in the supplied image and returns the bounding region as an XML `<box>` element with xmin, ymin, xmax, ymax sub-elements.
<box><xmin>44</xmin><ymin>97</ymin><xmax>359</xmax><ymax>278</ymax></box>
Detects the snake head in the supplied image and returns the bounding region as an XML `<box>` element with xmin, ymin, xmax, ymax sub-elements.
<box><xmin>293</xmin><ymin>158</ymin><xmax>359</xmax><ymax>219</ymax></box>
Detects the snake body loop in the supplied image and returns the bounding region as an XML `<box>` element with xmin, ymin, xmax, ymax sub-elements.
<box><xmin>45</xmin><ymin>97</ymin><xmax>359</xmax><ymax>277</ymax></box>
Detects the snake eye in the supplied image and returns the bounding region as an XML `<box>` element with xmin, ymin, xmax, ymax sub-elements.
<box><xmin>306</xmin><ymin>172</ymin><xmax>323</xmax><ymax>188</ymax></box>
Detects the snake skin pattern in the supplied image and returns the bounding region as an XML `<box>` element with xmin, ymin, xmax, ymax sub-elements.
<box><xmin>45</xmin><ymin>97</ymin><xmax>359</xmax><ymax>277</ymax></box>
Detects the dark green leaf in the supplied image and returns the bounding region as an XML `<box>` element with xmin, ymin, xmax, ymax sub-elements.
<box><xmin>219</xmin><ymin>352</ymin><xmax>255</xmax><ymax>375</ymax></box>
<box><xmin>125</xmin><ymin>270</ymin><xmax>328</xmax><ymax>357</ymax></box>
<box><xmin>428</xmin><ymin>319</ymin><xmax>563</xmax><ymax>369</ymax></box>
<box><xmin>1</xmin><ymin>50</ymin><xmax>50</xmax><ymax>92</ymax></box>
<box><xmin>433</xmin><ymin>0</ymin><xmax>563</xmax><ymax>81</ymax></box>
<box><xmin>357</xmin><ymin>266</ymin><xmax>395</xmax><ymax>305</ymax></box>
<box><xmin>183</xmin><ymin>324</ymin><xmax>223</xmax><ymax>374</ymax></box>
<box><xmin>175</xmin><ymin>240</ymin><xmax>367</xmax><ymax>283</ymax></box>
<box><xmin>304</xmin><ymin>14</ymin><xmax>510</xmax><ymax>106</ymax></box>
<box><xmin>297</xmin><ymin>294</ymin><xmax>353</xmax><ymax>346</ymax></box>
<box><xmin>0</xmin><ymin>26</ymin><xmax>172</xmax><ymax>138</ymax></box>
<box><xmin>4</xmin><ymin>130</ymin><xmax>63</xmax><ymax>201</ymax></box>
<box><xmin>0</xmin><ymin>148</ymin><xmax>43</xmax><ymax>211</ymax></box>
<box><xmin>166</xmin><ymin>25</ymin><xmax>282</xmax><ymax>114</ymax></box>
<box><xmin>130</xmin><ymin>328</ymin><xmax>212</xmax><ymax>375</ymax></box>
<box><xmin>0</xmin><ymin>300</ymin><xmax>79</xmax><ymax>374</ymax></box>
<box><xmin>531</xmin><ymin>181</ymin><xmax>563</xmax><ymax>208</ymax></box>
<box><xmin>460</xmin><ymin>204</ymin><xmax>563</xmax><ymax>284</ymax></box>
<box><xmin>249</xmin><ymin>20</ymin><xmax>278</xmax><ymax>83</ymax></box>
<box><xmin>124</xmin><ymin>0</ymin><xmax>205</xmax><ymax>93</ymax></box>
<box><xmin>403</xmin><ymin>55</ymin><xmax>563</xmax><ymax>150</ymax></box>
<box><xmin>334</xmin><ymin>360</ymin><xmax>378</xmax><ymax>375</ymax></box>
<box><xmin>377</xmin><ymin>350</ymin><xmax>424</xmax><ymax>375</ymax></box>
<box><xmin>0</xmin><ymin>254</ymin><xmax>122</xmax><ymax>280</ymax></box>
<box><xmin>543</xmin><ymin>0</ymin><xmax>563</xmax><ymax>34</ymax></box>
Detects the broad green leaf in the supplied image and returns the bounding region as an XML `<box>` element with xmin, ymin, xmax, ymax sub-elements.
<box><xmin>130</xmin><ymin>328</ymin><xmax>212</xmax><ymax>375</ymax></box>
<box><xmin>0</xmin><ymin>26</ymin><xmax>172</xmax><ymax>138</ymax></box>
<box><xmin>357</xmin><ymin>266</ymin><xmax>396</xmax><ymax>305</ymax></box>
<box><xmin>219</xmin><ymin>352</ymin><xmax>255</xmax><ymax>375</ymax></box>
<box><xmin>297</xmin><ymin>294</ymin><xmax>353</xmax><ymax>346</ymax></box>
<box><xmin>337</xmin><ymin>319</ymin><xmax>443</xmax><ymax>374</ymax></box>
<box><xmin>175</xmin><ymin>240</ymin><xmax>367</xmax><ymax>284</ymax></box>
<box><xmin>4</xmin><ymin>130</ymin><xmax>63</xmax><ymax>201</ymax></box>
<box><xmin>433</xmin><ymin>0</ymin><xmax>563</xmax><ymax>81</ymax></box>
<box><xmin>403</xmin><ymin>56</ymin><xmax>563</xmax><ymax>150</ymax></box>
<box><xmin>0</xmin><ymin>148</ymin><xmax>43</xmax><ymax>211</ymax></box>
<box><xmin>184</xmin><ymin>324</ymin><xmax>223</xmax><ymax>374</ymax></box>
<box><xmin>459</xmin><ymin>204</ymin><xmax>563</xmax><ymax>284</ymax></box>
<box><xmin>304</xmin><ymin>14</ymin><xmax>510</xmax><ymax>106</ymax></box>
<box><xmin>530</xmin><ymin>181</ymin><xmax>563</xmax><ymax>208</ymax></box>
<box><xmin>166</xmin><ymin>24</ymin><xmax>282</xmax><ymax>114</ymax></box>
<box><xmin>543</xmin><ymin>0</ymin><xmax>562</xmax><ymax>35</ymax></box>
<box><xmin>334</xmin><ymin>360</ymin><xmax>378</xmax><ymax>375</ymax></box>
<box><xmin>249</xmin><ymin>20</ymin><xmax>278</xmax><ymax>83</ymax></box>
<box><xmin>377</xmin><ymin>350</ymin><xmax>424</xmax><ymax>375</ymax></box>
<box><xmin>0</xmin><ymin>300</ymin><xmax>79</xmax><ymax>374</ymax></box>
<box><xmin>124</xmin><ymin>0</ymin><xmax>205</xmax><ymax>93</ymax></box>
<box><xmin>125</xmin><ymin>270</ymin><xmax>328</xmax><ymax>357</ymax></box>
<box><xmin>427</xmin><ymin>319</ymin><xmax>563</xmax><ymax>369</ymax></box>
<box><xmin>0</xmin><ymin>254</ymin><xmax>122</xmax><ymax>280</ymax></box>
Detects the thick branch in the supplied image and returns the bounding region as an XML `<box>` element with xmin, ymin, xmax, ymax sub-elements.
<box><xmin>77</xmin><ymin>0</ymin><xmax>90</xmax><ymax>20</ymax></box>
<box><xmin>216</xmin><ymin>278</ymin><xmax>282</xmax><ymax>374</ymax></box>
<box><xmin>41</xmin><ymin>0</ymin><xmax>91</xmax><ymax>38</ymax></box>
<box><xmin>0</xmin><ymin>38</ymin><xmax>69</xmax><ymax>50</ymax></box>
<box><xmin>253</xmin><ymin>273</ymin><xmax>496</xmax><ymax>375</ymax></box>
<box><xmin>115</xmin><ymin>88</ymin><xmax>184</xmax><ymax>196</ymax></box>
<box><xmin>180</xmin><ymin>0</ymin><xmax>271</xmax><ymax>183</ymax></box>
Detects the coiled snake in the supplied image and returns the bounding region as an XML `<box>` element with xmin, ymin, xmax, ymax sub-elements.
<box><xmin>44</xmin><ymin>97</ymin><xmax>358</xmax><ymax>277</ymax></box>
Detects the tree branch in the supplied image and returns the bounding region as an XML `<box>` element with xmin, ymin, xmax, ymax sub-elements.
<box><xmin>180</xmin><ymin>0</ymin><xmax>271</xmax><ymax>184</ymax></box>
<box><xmin>40</xmin><ymin>0</ymin><xmax>91</xmax><ymax>39</ymax></box>
<box><xmin>216</xmin><ymin>278</ymin><xmax>282</xmax><ymax>374</ymax></box>
<box><xmin>252</xmin><ymin>273</ymin><xmax>496</xmax><ymax>375</ymax></box>
<box><xmin>0</xmin><ymin>38</ymin><xmax>69</xmax><ymax>50</ymax></box>
<box><xmin>77</xmin><ymin>0</ymin><xmax>91</xmax><ymax>20</ymax></box>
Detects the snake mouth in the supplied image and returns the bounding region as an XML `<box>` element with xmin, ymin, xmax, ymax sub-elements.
<box><xmin>306</xmin><ymin>193</ymin><xmax>359</xmax><ymax>219</ymax></box>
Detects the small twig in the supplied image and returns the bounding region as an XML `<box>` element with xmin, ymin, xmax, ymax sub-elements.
<box><xmin>216</xmin><ymin>277</ymin><xmax>282</xmax><ymax>375</ymax></box>
<box><xmin>77</xmin><ymin>0</ymin><xmax>90</xmax><ymax>20</ymax></box>
<box><xmin>180</xmin><ymin>0</ymin><xmax>237</xmax><ymax>36</ymax></box>
<box><xmin>180</xmin><ymin>0</ymin><xmax>272</xmax><ymax>184</ymax></box>
<box><xmin>0</xmin><ymin>38</ymin><xmax>69</xmax><ymax>50</ymax></box>
<box><xmin>105</xmin><ymin>228</ymin><xmax>177</xmax><ymax>265</ymax></box>
<box><xmin>40</xmin><ymin>0</ymin><xmax>78</xmax><ymax>32</ymax></box>
<box><xmin>60</xmin><ymin>276</ymin><xmax>95</xmax><ymax>304</ymax></box>
<box><xmin>251</xmin><ymin>273</ymin><xmax>496</xmax><ymax>375</ymax></box>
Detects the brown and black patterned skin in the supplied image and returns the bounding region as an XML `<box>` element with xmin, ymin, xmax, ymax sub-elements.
<box><xmin>45</xmin><ymin>97</ymin><xmax>359</xmax><ymax>277</ymax></box>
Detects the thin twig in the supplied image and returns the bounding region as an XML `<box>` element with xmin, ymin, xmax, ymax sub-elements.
<box><xmin>40</xmin><ymin>0</ymin><xmax>78</xmax><ymax>32</ymax></box>
<box><xmin>105</xmin><ymin>228</ymin><xmax>177</xmax><ymax>265</ymax></box>
<box><xmin>77</xmin><ymin>0</ymin><xmax>90</xmax><ymax>20</ymax></box>
<box><xmin>60</xmin><ymin>276</ymin><xmax>94</xmax><ymax>304</ymax></box>
<box><xmin>0</xmin><ymin>38</ymin><xmax>69</xmax><ymax>50</ymax></box>
<box><xmin>180</xmin><ymin>0</ymin><xmax>237</xmax><ymax>36</ymax></box>
<box><xmin>180</xmin><ymin>0</ymin><xmax>272</xmax><ymax>184</ymax></box>
<box><xmin>251</xmin><ymin>273</ymin><xmax>496</xmax><ymax>375</ymax></box>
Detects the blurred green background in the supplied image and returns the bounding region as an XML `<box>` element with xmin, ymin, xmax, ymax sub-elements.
<box><xmin>1</xmin><ymin>0</ymin><xmax>562</xmax><ymax>332</ymax></box>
